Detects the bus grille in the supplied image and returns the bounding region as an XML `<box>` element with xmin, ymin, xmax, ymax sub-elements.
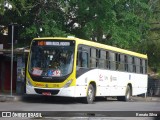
<box><xmin>34</xmin><ymin>88</ymin><xmax>59</xmax><ymax>95</ymax></box>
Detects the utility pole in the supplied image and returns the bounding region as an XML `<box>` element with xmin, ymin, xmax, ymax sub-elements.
<box><xmin>8</xmin><ymin>24</ymin><xmax>18</xmax><ymax>96</ymax></box>
<box><xmin>11</xmin><ymin>24</ymin><xmax>14</xmax><ymax>96</ymax></box>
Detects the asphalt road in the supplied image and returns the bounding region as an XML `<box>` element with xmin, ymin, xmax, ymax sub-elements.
<box><xmin>0</xmin><ymin>95</ymin><xmax>160</xmax><ymax>120</ymax></box>
<box><xmin>1</xmin><ymin>96</ymin><xmax>160</xmax><ymax>111</ymax></box>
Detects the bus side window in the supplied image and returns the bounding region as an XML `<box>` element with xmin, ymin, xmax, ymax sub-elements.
<box><xmin>132</xmin><ymin>57</ymin><xmax>136</xmax><ymax>73</ymax></box>
<box><xmin>142</xmin><ymin>59</ymin><xmax>147</xmax><ymax>74</ymax></box>
<box><xmin>77</xmin><ymin>51</ymin><xmax>88</xmax><ymax>68</ymax></box>
<box><xmin>128</xmin><ymin>56</ymin><xmax>132</xmax><ymax>72</ymax></box>
<box><xmin>119</xmin><ymin>54</ymin><xmax>125</xmax><ymax>71</ymax></box>
<box><xmin>77</xmin><ymin>51</ymin><xmax>80</xmax><ymax>67</ymax></box>
<box><xmin>99</xmin><ymin>50</ymin><xmax>106</xmax><ymax>69</ymax></box>
<box><xmin>81</xmin><ymin>52</ymin><xmax>88</xmax><ymax>68</ymax></box>
<box><xmin>90</xmin><ymin>48</ymin><xmax>96</xmax><ymax>68</ymax></box>
<box><xmin>106</xmin><ymin>51</ymin><xmax>110</xmax><ymax>69</ymax></box>
<box><xmin>136</xmin><ymin>58</ymin><xmax>140</xmax><ymax>73</ymax></box>
<box><xmin>124</xmin><ymin>55</ymin><xmax>128</xmax><ymax>72</ymax></box>
<box><xmin>96</xmin><ymin>49</ymin><xmax>99</xmax><ymax>67</ymax></box>
<box><xmin>144</xmin><ymin>60</ymin><xmax>147</xmax><ymax>74</ymax></box>
<box><xmin>140</xmin><ymin>59</ymin><xmax>143</xmax><ymax>73</ymax></box>
<box><xmin>115</xmin><ymin>53</ymin><xmax>121</xmax><ymax>70</ymax></box>
<box><xmin>109</xmin><ymin>52</ymin><xmax>116</xmax><ymax>70</ymax></box>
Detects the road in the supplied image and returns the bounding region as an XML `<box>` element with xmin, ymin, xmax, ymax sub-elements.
<box><xmin>0</xmin><ymin>95</ymin><xmax>159</xmax><ymax>120</ymax></box>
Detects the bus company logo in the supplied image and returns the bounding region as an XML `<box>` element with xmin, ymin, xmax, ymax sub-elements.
<box><xmin>99</xmin><ymin>74</ymin><xmax>103</xmax><ymax>81</ymax></box>
<box><xmin>99</xmin><ymin>74</ymin><xmax>103</xmax><ymax>78</ymax></box>
<box><xmin>2</xmin><ymin>112</ymin><xmax>11</xmax><ymax>117</ymax></box>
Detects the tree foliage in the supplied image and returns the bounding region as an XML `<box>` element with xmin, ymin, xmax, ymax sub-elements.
<box><xmin>1</xmin><ymin>0</ymin><xmax>159</xmax><ymax>68</ymax></box>
<box><xmin>60</xmin><ymin>0</ymin><xmax>151</xmax><ymax>52</ymax></box>
<box><xmin>147</xmin><ymin>0</ymin><xmax>160</xmax><ymax>68</ymax></box>
<box><xmin>0</xmin><ymin>0</ymin><xmax>71</xmax><ymax>44</ymax></box>
<box><xmin>0</xmin><ymin>0</ymin><xmax>151</xmax><ymax>47</ymax></box>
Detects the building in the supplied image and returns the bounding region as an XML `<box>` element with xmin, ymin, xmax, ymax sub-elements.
<box><xmin>0</xmin><ymin>34</ymin><xmax>28</xmax><ymax>94</ymax></box>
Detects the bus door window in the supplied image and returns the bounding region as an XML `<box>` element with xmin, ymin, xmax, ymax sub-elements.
<box><xmin>82</xmin><ymin>52</ymin><xmax>88</xmax><ymax>68</ymax></box>
<box><xmin>77</xmin><ymin>51</ymin><xmax>80</xmax><ymax>67</ymax></box>
<box><xmin>77</xmin><ymin>51</ymin><xmax>88</xmax><ymax>68</ymax></box>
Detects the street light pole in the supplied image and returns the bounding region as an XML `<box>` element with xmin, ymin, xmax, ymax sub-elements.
<box><xmin>11</xmin><ymin>24</ymin><xmax>14</xmax><ymax>96</ymax></box>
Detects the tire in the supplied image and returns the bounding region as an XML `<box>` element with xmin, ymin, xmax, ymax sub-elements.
<box><xmin>117</xmin><ymin>85</ymin><xmax>131</xmax><ymax>101</ymax></box>
<box><xmin>84</xmin><ymin>84</ymin><xmax>95</xmax><ymax>104</ymax></box>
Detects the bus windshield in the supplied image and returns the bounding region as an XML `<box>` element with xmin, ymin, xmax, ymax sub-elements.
<box><xmin>29</xmin><ymin>40</ymin><xmax>75</xmax><ymax>77</ymax></box>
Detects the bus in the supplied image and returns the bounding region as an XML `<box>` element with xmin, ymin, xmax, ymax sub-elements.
<box><xmin>26</xmin><ymin>37</ymin><xmax>148</xmax><ymax>104</ymax></box>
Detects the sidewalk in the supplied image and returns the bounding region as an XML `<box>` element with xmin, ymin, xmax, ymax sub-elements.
<box><xmin>131</xmin><ymin>96</ymin><xmax>160</xmax><ymax>102</ymax></box>
<box><xmin>0</xmin><ymin>93</ymin><xmax>23</xmax><ymax>102</ymax></box>
<box><xmin>0</xmin><ymin>93</ymin><xmax>160</xmax><ymax>102</ymax></box>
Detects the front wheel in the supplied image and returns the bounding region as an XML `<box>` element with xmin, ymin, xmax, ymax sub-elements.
<box><xmin>83</xmin><ymin>84</ymin><xmax>95</xmax><ymax>104</ymax></box>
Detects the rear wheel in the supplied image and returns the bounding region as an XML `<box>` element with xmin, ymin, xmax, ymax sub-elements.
<box><xmin>84</xmin><ymin>84</ymin><xmax>95</xmax><ymax>104</ymax></box>
<box><xmin>117</xmin><ymin>85</ymin><xmax>131</xmax><ymax>101</ymax></box>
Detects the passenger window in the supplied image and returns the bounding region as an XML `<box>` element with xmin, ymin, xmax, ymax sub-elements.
<box><xmin>90</xmin><ymin>48</ymin><xmax>96</xmax><ymax>68</ymax></box>
<box><xmin>109</xmin><ymin>52</ymin><xmax>116</xmax><ymax>70</ymax></box>
<box><xmin>124</xmin><ymin>55</ymin><xmax>128</xmax><ymax>72</ymax></box>
<box><xmin>132</xmin><ymin>57</ymin><xmax>136</xmax><ymax>73</ymax></box>
<box><xmin>81</xmin><ymin>52</ymin><xmax>88</xmax><ymax>68</ymax></box>
<box><xmin>136</xmin><ymin>58</ymin><xmax>140</xmax><ymax>73</ymax></box>
<box><xmin>77</xmin><ymin>51</ymin><xmax>88</xmax><ymax>68</ymax></box>
<box><xmin>140</xmin><ymin>59</ymin><xmax>143</xmax><ymax>73</ymax></box>
<box><xmin>99</xmin><ymin>50</ymin><xmax>106</xmax><ymax>69</ymax></box>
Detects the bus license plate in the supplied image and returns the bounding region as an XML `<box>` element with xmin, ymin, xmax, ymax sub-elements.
<box><xmin>42</xmin><ymin>92</ymin><xmax>51</xmax><ymax>96</ymax></box>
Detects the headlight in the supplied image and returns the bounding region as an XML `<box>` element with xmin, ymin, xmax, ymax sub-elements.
<box><xmin>26</xmin><ymin>77</ymin><xmax>33</xmax><ymax>86</ymax></box>
<box><xmin>63</xmin><ymin>79</ymin><xmax>73</xmax><ymax>88</ymax></box>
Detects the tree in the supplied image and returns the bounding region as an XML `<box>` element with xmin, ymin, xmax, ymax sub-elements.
<box><xmin>0</xmin><ymin>0</ymin><xmax>151</xmax><ymax>53</ymax></box>
<box><xmin>147</xmin><ymin>0</ymin><xmax>160</xmax><ymax>68</ymax></box>
<box><xmin>60</xmin><ymin>0</ymin><xmax>151</xmax><ymax>52</ymax></box>
<box><xmin>0</xmin><ymin>0</ymin><xmax>71</xmax><ymax>45</ymax></box>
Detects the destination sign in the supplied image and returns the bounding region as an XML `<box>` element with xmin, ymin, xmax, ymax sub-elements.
<box><xmin>37</xmin><ymin>41</ymin><xmax>71</xmax><ymax>46</ymax></box>
<box><xmin>46</xmin><ymin>42</ymin><xmax>70</xmax><ymax>46</ymax></box>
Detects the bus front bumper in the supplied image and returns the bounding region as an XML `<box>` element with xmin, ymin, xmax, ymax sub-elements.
<box><xmin>26</xmin><ymin>85</ymin><xmax>87</xmax><ymax>97</ymax></box>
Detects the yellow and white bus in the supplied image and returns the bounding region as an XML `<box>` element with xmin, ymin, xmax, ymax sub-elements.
<box><xmin>26</xmin><ymin>37</ymin><xmax>148</xmax><ymax>104</ymax></box>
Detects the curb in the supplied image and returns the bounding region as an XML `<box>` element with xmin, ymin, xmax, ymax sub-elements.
<box><xmin>131</xmin><ymin>96</ymin><xmax>160</xmax><ymax>102</ymax></box>
<box><xmin>0</xmin><ymin>95</ymin><xmax>22</xmax><ymax>102</ymax></box>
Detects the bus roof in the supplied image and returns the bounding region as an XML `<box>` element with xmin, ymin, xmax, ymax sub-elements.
<box><xmin>33</xmin><ymin>37</ymin><xmax>148</xmax><ymax>59</ymax></box>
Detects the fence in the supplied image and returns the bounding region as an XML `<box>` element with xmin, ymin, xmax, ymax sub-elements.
<box><xmin>148</xmin><ymin>76</ymin><xmax>160</xmax><ymax>96</ymax></box>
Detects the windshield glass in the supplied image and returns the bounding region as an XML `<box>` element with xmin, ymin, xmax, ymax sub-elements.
<box><xmin>29</xmin><ymin>40</ymin><xmax>75</xmax><ymax>77</ymax></box>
